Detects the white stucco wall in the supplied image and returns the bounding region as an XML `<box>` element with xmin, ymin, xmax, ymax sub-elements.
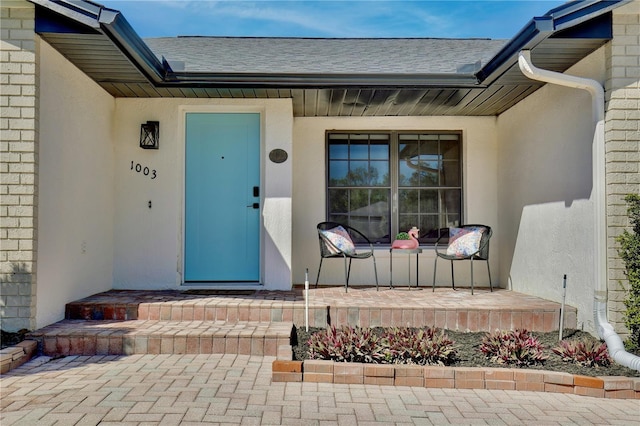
<box><xmin>112</xmin><ymin>98</ymin><xmax>293</xmax><ymax>290</ymax></box>
<box><xmin>292</xmin><ymin>116</ymin><xmax>498</xmax><ymax>287</ymax></box>
<box><xmin>36</xmin><ymin>41</ymin><xmax>115</xmax><ymax>328</ymax></box>
<box><xmin>496</xmin><ymin>48</ymin><xmax>606</xmax><ymax>332</ymax></box>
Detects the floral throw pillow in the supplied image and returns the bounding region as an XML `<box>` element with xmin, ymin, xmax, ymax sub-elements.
<box><xmin>320</xmin><ymin>226</ymin><xmax>356</xmax><ymax>255</ymax></box>
<box><xmin>446</xmin><ymin>227</ymin><xmax>484</xmax><ymax>257</ymax></box>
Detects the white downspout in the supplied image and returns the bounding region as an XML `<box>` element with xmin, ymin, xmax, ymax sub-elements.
<box><xmin>518</xmin><ymin>50</ymin><xmax>640</xmax><ymax>371</ymax></box>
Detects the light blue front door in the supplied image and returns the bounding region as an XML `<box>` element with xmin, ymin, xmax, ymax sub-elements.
<box><xmin>185</xmin><ymin>113</ymin><xmax>260</xmax><ymax>283</ymax></box>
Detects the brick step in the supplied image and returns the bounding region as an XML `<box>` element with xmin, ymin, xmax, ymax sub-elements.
<box><xmin>65</xmin><ymin>300</ymin><xmax>575</xmax><ymax>332</ymax></box>
<box><xmin>61</xmin><ymin>289</ymin><xmax>576</xmax><ymax>332</ymax></box>
<box><xmin>27</xmin><ymin>320</ymin><xmax>293</xmax><ymax>358</ymax></box>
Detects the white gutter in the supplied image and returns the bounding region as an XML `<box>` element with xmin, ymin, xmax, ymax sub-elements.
<box><xmin>518</xmin><ymin>50</ymin><xmax>640</xmax><ymax>371</ymax></box>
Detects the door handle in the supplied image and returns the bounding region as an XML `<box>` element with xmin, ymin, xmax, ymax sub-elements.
<box><xmin>247</xmin><ymin>203</ymin><xmax>259</xmax><ymax>209</ymax></box>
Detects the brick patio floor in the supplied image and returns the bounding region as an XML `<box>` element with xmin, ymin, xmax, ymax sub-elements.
<box><xmin>1</xmin><ymin>353</ymin><xmax>638</xmax><ymax>425</ymax></box>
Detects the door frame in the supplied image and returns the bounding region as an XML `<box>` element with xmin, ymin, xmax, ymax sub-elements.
<box><xmin>179</xmin><ymin>106</ymin><xmax>265</xmax><ymax>287</ymax></box>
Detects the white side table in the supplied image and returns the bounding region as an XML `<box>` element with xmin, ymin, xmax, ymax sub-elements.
<box><xmin>389</xmin><ymin>248</ymin><xmax>422</xmax><ymax>289</ymax></box>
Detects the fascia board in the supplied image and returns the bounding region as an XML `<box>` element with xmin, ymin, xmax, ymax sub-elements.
<box><xmin>162</xmin><ymin>72</ymin><xmax>484</xmax><ymax>89</ymax></box>
<box><xmin>97</xmin><ymin>8</ymin><xmax>167</xmax><ymax>83</ymax></box>
<box><xmin>29</xmin><ymin>0</ymin><xmax>101</xmax><ymax>28</ymax></box>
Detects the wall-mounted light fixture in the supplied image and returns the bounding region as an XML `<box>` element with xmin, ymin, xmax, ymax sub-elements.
<box><xmin>140</xmin><ymin>121</ymin><xmax>159</xmax><ymax>149</ymax></box>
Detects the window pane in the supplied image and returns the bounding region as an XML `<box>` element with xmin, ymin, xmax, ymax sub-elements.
<box><xmin>329</xmin><ymin>214</ymin><xmax>348</xmax><ymax>225</ymax></box>
<box><xmin>399</xmin><ymin>141</ymin><xmax>440</xmax><ymax>187</ymax></box>
<box><xmin>420</xmin><ymin>140</ymin><xmax>439</xmax><ymax>157</ymax></box>
<box><xmin>329</xmin><ymin>133</ymin><xmax>349</xmax><ymax>140</ymax></box>
<box><xmin>398</xmin><ymin>189</ymin><xmax>419</xmax><ymax>213</ymax></box>
<box><xmin>421</xmin><ymin>189</ymin><xmax>438</xmax><ymax>211</ymax></box>
<box><xmin>329</xmin><ymin>142</ymin><xmax>348</xmax><ymax>160</ymax></box>
<box><xmin>349</xmin><ymin>189</ymin><xmax>369</xmax><ymax>211</ymax></box>
<box><xmin>329</xmin><ymin>160</ymin><xmax>348</xmax><ymax>186</ymax></box>
<box><xmin>349</xmin><ymin>161</ymin><xmax>371</xmax><ymax>185</ymax></box>
<box><xmin>441</xmin><ymin>161</ymin><xmax>460</xmax><ymax>186</ymax></box>
<box><xmin>366</xmin><ymin>190</ymin><xmax>390</xmax><ymax>244</ymax></box>
<box><xmin>370</xmin><ymin>161</ymin><xmax>389</xmax><ymax>186</ymax></box>
<box><xmin>350</xmin><ymin>133</ymin><xmax>369</xmax><ymax>141</ymax></box>
<box><xmin>399</xmin><ymin>134</ymin><xmax>419</xmax><ymax>141</ymax></box>
<box><xmin>442</xmin><ymin>189</ymin><xmax>461</xmax><ymax>220</ymax></box>
<box><xmin>350</xmin><ymin>142</ymin><xmax>369</xmax><ymax>160</ymax></box>
<box><xmin>370</xmin><ymin>143</ymin><xmax>389</xmax><ymax>160</ymax></box>
<box><xmin>328</xmin><ymin>189</ymin><xmax>348</xmax><ymax>214</ymax></box>
<box><xmin>443</xmin><ymin>213</ymin><xmax>460</xmax><ymax>228</ymax></box>
<box><xmin>399</xmin><ymin>214</ymin><xmax>419</xmax><ymax>234</ymax></box>
<box><xmin>441</xmin><ymin>139</ymin><xmax>459</xmax><ymax>160</ymax></box>
<box><xmin>348</xmin><ymin>189</ymin><xmax>390</xmax><ymax>244</ymax></box>
<box><xmin>419</xmin><ymin>215</ymin><xmax>442</xmax><ymax>244</ymax></box>
<box><xmin>370</xmin><ymin>188</ymin><xmax>388</xmax><ymax>205</ymax></box>
<box><xmin>398</xmin><ymin>142</ymin><xmax>418</xmax><ymax>186</ymax></box>
<box><xmin>420</xmin><ymin>159</ymin><xmax>439</xmax><ymax>186</ymax></box>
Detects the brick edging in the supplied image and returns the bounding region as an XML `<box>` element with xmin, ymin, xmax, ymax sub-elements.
<box><xmin>272</xmin><ymin>346</ymin><xmax>640</xmax><ymax>399</ymax></box>
<box><xmin>0</xmin><ymin>340</ymin><xmax>38</xmax><ymax>375</ymax></box>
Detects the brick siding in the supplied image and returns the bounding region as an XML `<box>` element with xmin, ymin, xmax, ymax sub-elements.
<box><xmin>1</xmin><ymin>1</ymin><xmax>37</xmax><ymax>332</ymax></box>
<box><xmin>605</xmin><ymin>0</ymin><xmax>640</xmax><ymax>336</ymax></box>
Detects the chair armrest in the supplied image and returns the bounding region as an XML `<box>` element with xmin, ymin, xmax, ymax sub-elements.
<box><xmin>345</xmin><ymin>226</ymin><xmax>375</xmax><ymax>254</ymax></box>
<box><xmin>433</xmin><ymin>232</ymin><xmax>449</xmax><ymax>256</ymax></box>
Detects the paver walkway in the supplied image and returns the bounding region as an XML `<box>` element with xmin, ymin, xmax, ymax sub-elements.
<box><xmin>2</xmin><ymin>354</ymin><xmax>638</xmax><ymax>425</ymax></box>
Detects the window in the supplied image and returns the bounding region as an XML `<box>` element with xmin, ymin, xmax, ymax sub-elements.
<box><xmin>327</xmin><ymin>131</ymin><xmax>462</xmax><ymax>245</ymax></box>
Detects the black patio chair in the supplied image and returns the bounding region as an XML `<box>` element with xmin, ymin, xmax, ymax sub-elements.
<box><xmin>432</xmin><ymin>224</ymin><xmax>493</xmax><ymax>295</ymax></box>
<box><xmin>315</xmin><ymin>221</ymin><xmax>379</xmax><ymax>292</ymax></box>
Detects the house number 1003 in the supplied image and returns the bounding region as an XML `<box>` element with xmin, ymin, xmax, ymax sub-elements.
<box><xmin>130</xmin><ymin>161</ymin><xmax>157</xmax><ymax>179</ymax></box>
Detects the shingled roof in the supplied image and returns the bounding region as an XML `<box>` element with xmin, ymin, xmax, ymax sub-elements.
<box><xmin>143</xmin><ymin>37</ymin><xmax>508</xmax><ymax>74</ymax></box>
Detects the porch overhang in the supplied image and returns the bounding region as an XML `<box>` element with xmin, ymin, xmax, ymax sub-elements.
<box><xmin>30</xmin><ymin>0</ymin><xmax>631</xmax><ymax>117</ymax></box>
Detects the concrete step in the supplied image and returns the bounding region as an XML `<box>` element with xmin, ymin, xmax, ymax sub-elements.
<box><xmin>28</xmin><ymin>320</ymin><xmax>293</xmax><ymax>358</ymax></box>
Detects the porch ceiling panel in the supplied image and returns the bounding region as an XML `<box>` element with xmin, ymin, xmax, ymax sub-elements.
<box><xmin>494</xmin><ymin>38</ymin><xmax>609</xmax><ymax>86</ymax></box>
<box><xmin>39</xmin><ymin>33</ymin><xmax>149</xmax><ymax>84</ymax></box>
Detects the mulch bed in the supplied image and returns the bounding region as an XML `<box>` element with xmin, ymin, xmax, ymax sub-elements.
<box><xmin>1</xmin><ymin>329</ymin><xmax>30</xmax><ymax>349</ymax></box>
<box><xmin>292</xmin><ymin>326</ymin><xmax>640</xmax><ymax>378</ymax></box>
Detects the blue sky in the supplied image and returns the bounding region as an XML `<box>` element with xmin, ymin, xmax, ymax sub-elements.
<box><xmin>100</xmin><ymin>1</ymin><xmax>567</xmax><ymax>39</ymax></box>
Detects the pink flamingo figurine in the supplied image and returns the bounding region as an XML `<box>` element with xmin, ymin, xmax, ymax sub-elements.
<box><xmin>391</xmin><ymin>227</ymin><xmax>420</xmax><ymax>249</ymax></box>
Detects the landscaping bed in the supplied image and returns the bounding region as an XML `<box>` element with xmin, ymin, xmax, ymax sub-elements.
<box><xmin>292</xmin><ymin>326</ymin><xmax>639</xmax><ymax>378</ymax></box>
<box><xmin>1</xmin><ymin>329</ymin><xmax>29</xmax><ymax>350</ymax></box>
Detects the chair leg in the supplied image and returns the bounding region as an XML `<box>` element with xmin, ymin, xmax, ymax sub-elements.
<box><xmin>315</xmin><ymin>258</ymin><xmax>324</xmax><ymax>288</ymax></box>
<box><xmin>450</xmin><ymin>260</ymin><xmax>455</xmax><ymax>290</ymax></box>
<box><xmin>487</xmin><ymin>260</ymin><xmax>493</xmax><ymax>292</ymax></box>
<box><xmin>470</xmin><ymin>257</ymin><xmax>474</xmax><ymax>295</ymax></box>
<box><xmin>345</xmin><ymin>257</ymin><xmax>351</xmax><ymax>293</ymax></box>
<box><xmin>372</xmin><ymin>255</ymin><xmax>379</xmax><ymax>291</ymax></box>
<box><xmin>432</xmin><ymin>257</ymin><xmax>437</xmax><ymax>292</ymax></box>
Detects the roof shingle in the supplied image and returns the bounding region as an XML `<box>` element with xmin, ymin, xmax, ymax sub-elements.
<box><xmin>143</xmin><ymin>37</ymin><xmax>508</xmax><ymax>74</ymax></box>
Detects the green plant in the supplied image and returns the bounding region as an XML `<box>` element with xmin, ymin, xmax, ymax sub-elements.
<box><xmin>479</xmin><ymin>329</ymin><xmax>548</xmax><ymax>367</ymax></box>
<box><xmin>552</xmin><ymin>338</ymin><xmax>611</xmax><ymax>367</ymax></box>
<box><xmin>307</xmin><ymin>325</ymin><xmax>386</xmax><ymax>363</ymax></box>
<box><xmin>381</xmin><ymin>327</ymin><xmax>458</xmax><ymax>366</ymax></box>
<box><xmin>395</xmin><ymin>232</ymin><xmax>410</xmax><ymax>240</ymax></box>
<box><xmin>616</xmin><ymin>194</ymin><xmax>640</xmax><ymax>352</ymax></box>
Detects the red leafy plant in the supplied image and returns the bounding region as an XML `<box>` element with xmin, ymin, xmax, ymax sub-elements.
<box><xmin>381</xmin><ymin>327</ymin><xmax>458</xmax><ymax>366</ymax></box>
<box><xmin>480</xmin><ymin>329</ymin><xmax>548</xmax><ymax>367</ymax></box>
<box><xmin>552</xmin><ymin>338</ymin><xmax>611</xmax><ymax>367</ymax></box>
<box><xmin>307</xmin><ymin>325</ymin><xmax>458</xmax><ymax>365</ymax></box>
<box><xmin>308</xmin><ymin>325</ymin><xmax>386</xmax><ymax>363</ymax></box>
